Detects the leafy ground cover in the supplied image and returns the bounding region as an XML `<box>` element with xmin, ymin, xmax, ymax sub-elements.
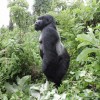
<box><xmin>0</xmin><ymin>0</ymin><xmax>100</xmax><ymax>99</ymax></box>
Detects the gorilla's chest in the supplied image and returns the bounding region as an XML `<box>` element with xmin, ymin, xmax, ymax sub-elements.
<box><xmin>39</xmin><ymin>34</ymin><xmax>43</xmax><ymax>50</ymax></box>
<box><xmin>39</xmin><ymin>34</ymin><xmax>42</xmax><ymax>43</ymax></box>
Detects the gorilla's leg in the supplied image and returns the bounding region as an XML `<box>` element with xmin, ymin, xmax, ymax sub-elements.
<box><xmin>55</xmin><ymin>52</ymin><xmax>70</xmax><ymax>87</ymax></box>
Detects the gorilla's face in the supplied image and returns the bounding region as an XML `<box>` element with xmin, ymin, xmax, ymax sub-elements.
<box><xmin>34</xmin><ymin>15</ymin><xmax>55</xmax><ymax>31</ymax></box>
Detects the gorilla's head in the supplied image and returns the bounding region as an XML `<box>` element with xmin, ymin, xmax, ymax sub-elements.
<box><xmin>35</xmin><ymin>15</ymin><xmax>56</xmax><ymax>31</ymax></box>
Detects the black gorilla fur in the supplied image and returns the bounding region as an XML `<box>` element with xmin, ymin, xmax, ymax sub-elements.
<box><xmin>35</xmin><ymin>15</ymin><xmax>70</xmax><ymax>87</ymax></box>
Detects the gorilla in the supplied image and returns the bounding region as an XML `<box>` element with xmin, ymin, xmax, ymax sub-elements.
<box><xmin>35</xmin><ymin>15</ymin><xmax>70</xmax><ymax>87</ymax></box>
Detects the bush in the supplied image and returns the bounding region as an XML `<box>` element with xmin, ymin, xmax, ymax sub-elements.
<box><xmin>0</xmin><ymin>28</ymin><xmax>41</xmax><ymax>87</ymax></box>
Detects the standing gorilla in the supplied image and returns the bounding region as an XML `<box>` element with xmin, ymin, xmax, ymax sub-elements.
<box><xmin>35</xmin><ymin>15</ymin><xmax>70</xmax><ymax>87</ymax></box>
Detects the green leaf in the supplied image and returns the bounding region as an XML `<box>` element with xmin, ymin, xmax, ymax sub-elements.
<box><xmin>76</xmin><ymin>27</ymin><xmax>100</xmax><ymax>48</ymax></box>
<box><xmin>79</xmin><ymin>71</ymin><xmax>86</xmax><ymax>77</ymax></box>
<box><xmin>2</xmin><ymin>94</ymin><xmax>8</xmax><ymax>100</ymax></box>
<box><xmin>85</xmin><ymin>79</ymin><xmax>93</xmax><ymax>82</ymax></box>
<box><xmin>77</xmin><ymin>42</ymin><xmax>91</xmax><ymax>49</ymax></box>
<box><xmin>17</xmin><ymin>75</ymin><xmax>31</xmax><ymax>87</ymax></box>
<box><xmin>5</xmin><ymin>83</ymin><xmax>18</xmax><ymax>93</ymax></box>
<box><xmin>30</xmin><ymin>85</ymin><xmax>41</xmax><ymax>99</ymax></box>
<box><xmin>77</xmin><ymin>48</ymin><xmax>99</xmax><ymax>62</ymax></box>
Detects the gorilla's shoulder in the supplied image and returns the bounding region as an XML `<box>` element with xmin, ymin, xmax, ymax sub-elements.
<box><xmin>43</xmin><ymin>26</ymin><xmax>57</xmax><ymax>33</ymax></box>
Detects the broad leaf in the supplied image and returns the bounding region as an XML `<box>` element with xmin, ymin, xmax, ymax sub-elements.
<box><xmin>17</xmin><ymin>75</ymin><xmax>31</xmax><ymax>87</ymax></box>
<box><xmin>77</xmin><ymin>48</ymin><xmax>99</xmax><ymax>61</ymax></box>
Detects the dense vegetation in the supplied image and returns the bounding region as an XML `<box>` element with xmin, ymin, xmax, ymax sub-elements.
<box><xmin>0</xmin><ymin>0</ymin><xmax>100</xmax><ymax>99</ymax></box>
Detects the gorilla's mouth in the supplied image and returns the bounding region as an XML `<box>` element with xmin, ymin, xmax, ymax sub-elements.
<box><xmin>34</xmin><ymin>24</ymin><xmax>43</xmax><ymax>31</ymax></box>
<box><xmin>34</xmin><ymin>24</ymin><xmax>39</xmax><ymax>30</ymax></box>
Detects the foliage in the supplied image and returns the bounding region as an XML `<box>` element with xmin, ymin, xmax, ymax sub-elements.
<box><xmin>76</xmin><ymin>27</ymin><xmax>100</xmax><ymax>62</ymax></box>
<box><xmin>30</xmin><ymin>83</ymin><xmax>66</xmax><ymax>100</ymax></box>
<box><xmin>33</xmin><ymin>0</ymin><xmax>52</xmax><ymax>15</ymax></box>
<box><xmin>0</xmin><ymin>28</ymin><xmax>41</xmax><ymax>89</ymax></box>
<box><xmin>76</xmin><ymin>26</ymin><xmax>100</xmax><ymax>94</ymax></box>
<box><xmin>51</xmin><ymin>0</ymin><xmax>67</xmax><ymax>11</ymax></box>
<box><xmin>33</xmin><ymin>0</ymin><xmax>67</xmax><ymax>15</ymax></box>
<box><xmin>8</xmin><ymin>0</ymin><xmax>33</xmax><ymax>32</ymax></box>
<box><xmin>0</xmin><ymin>0</ymin><xmax>100</xmax><ymax>99</ymax></box>
<box><xmin>0</xmin><ymin>75</ymin><xmax>31</xmax><ymax>99</ymax></box>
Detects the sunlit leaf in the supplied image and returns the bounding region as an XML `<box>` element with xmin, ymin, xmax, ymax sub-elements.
<box><xmin>79</xmin><ymin>71</ymin><xmax>86</xmax><ymax>77</ymax></box>
<box><xmin>77</xmin><ymin>48</ymin><xmax>99</xmax><ymax>61</ymax></box>
<box><xmin>77</xmin><ymin>42</ymin><xmax>91</xmax><ymax>49</ymax></box>
<box><xmin>85</xmin><ymin>79</ymin><xmax>93</xmax><ymax>82</ymax></box>
<box><xmin>30</xmin><ymin>85</ymin><xmax>40</xmax><ymax>99</ymax></box>
<box><xmin>17</xmin><ymin>75</ymin><xmax>31</xmax><ymax>87</ymax></box>
<box><xmin>5</xmin><ymin>83</ymin><xmax>18</xmax><ymax>93</ymax></box>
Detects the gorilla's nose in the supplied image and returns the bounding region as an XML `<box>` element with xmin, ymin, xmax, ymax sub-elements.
<box><xmin>35</xmin><ymin>21</ymin><xmax>38</xmax><ymax>24</ymax></box>
<box><xmin>35</xmin><ymin>21</ymin><xmax>39</xmax><ymax>25</ymax></box>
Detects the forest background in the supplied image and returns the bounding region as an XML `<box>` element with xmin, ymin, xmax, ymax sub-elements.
<box><xmin>0</xmin><ymin>0</ymin><xmax>100</xmax><ymax>99</ymax></box>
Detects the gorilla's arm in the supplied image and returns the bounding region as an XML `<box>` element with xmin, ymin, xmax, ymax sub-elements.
<box><xmin>42</xmin><ymin>27</ymin><xmax>59</xmax><ymax>63</ymax></box>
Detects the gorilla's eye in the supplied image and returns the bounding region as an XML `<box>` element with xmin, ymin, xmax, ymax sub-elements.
<box><xmin>46</xmin><ymin>18</ymin><xmax>49</xmax><ymax>22</ymax></box>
